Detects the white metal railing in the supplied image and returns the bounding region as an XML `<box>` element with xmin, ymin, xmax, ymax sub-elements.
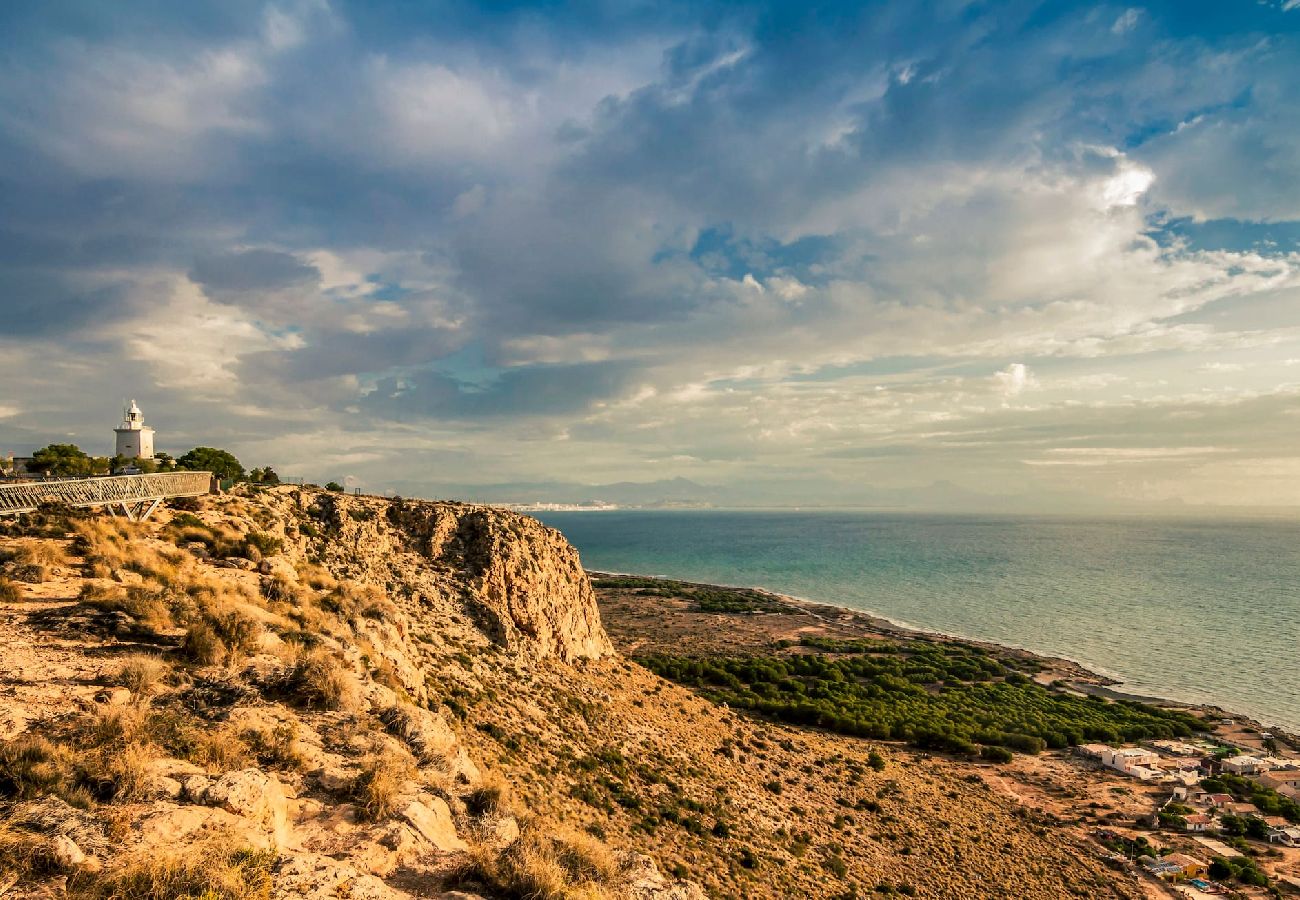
<box><xmin>0</xmin><ymin>471</ymin><xmax>213</xmax><ymax>520</ymax></box>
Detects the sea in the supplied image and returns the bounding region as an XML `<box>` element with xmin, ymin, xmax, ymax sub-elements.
<box><xmin>532</xmin><ymin>510</ymin><xmax>1300</xmax><ymax>734</ymax></box>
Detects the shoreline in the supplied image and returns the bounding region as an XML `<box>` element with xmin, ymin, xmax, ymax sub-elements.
<box><xmin>591</xmin><ymin>569</ymin><xmax>1300</xmax><ymax>748</ymax></box>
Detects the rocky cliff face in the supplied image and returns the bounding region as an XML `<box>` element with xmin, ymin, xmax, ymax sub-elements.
<box><xmin>0</xmin><ymin>487</ymin><xmax>691</xmax><ymax>900</ymax></box>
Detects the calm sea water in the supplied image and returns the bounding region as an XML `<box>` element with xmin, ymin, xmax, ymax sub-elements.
<box><xmin>534</xmin><ymin>511</ymin><xmax>1300</xmax><ymax>733</ymax></box>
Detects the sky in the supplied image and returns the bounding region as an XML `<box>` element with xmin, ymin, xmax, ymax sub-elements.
<box><xmin>1</xmin><ymin>0</ymin><xmax>1299</xmax><ymax>510</ymax></box>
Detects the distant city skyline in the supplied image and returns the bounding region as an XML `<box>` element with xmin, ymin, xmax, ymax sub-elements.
<box><xmin>2</xmin><ymin>1</ymin><xmax>1299</xmax><ymax>510</ymax></box>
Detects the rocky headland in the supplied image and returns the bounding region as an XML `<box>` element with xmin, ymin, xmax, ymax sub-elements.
<box><xmin>0</xmin><ymin>486</ymin><xmax>1153</xmax><ymax>898</ymax></box>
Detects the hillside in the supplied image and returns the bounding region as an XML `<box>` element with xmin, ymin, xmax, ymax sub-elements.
<box><xmin>0</xmin><ymin>486</ymin><xmax>1149</xmax><ymax>898</ymax></box>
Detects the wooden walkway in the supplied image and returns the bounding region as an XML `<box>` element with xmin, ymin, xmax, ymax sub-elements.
<box><xmin>0</xmin><ymin>471</ymin><xmax>213</xmax><ymax>521</ymax></box>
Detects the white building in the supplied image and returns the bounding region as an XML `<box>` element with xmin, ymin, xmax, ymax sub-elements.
<box><xmin>1222</xmin><ymin>755</ymin><xmax>1271</xmax><ymax>776</ymax></box>
<box><xmin>113</xmin><ymin>400</ymin><xmax>155</xmax><ymax>460</ymax></box>
<box><xmin>1101</xmin><ymin>747</ymin><xmax>1159</xmax><ymax>772</ymax></box>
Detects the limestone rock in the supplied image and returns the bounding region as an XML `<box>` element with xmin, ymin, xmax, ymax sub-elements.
<box><xmin>110</xmin><ymin>568</ymin><xmax>143</xmax><ymax>585</ymax></box>
<box><xmin>134</xmin><ymin>802</ymin><xmax>273</xmax><ymax>850</ymax></box>
<box><xmin>398</xmin><ymin>796</ymin><xmax>467</xmax><ymax>852</ymax></box>
<box><xmin>203</xmin><ymin>768</ymin><xmax>289</xmax><ymax>846</ymax></box>
<box><xmin>259</xmin><ymin>556</ymin><xmax>299</xmax><ymax>582</ymax></box>
<box><xmin>181</xmin><ymin>774</ymin><xmax>213</xmax><ymax>802</ymax></box>
<box><xmin>272</xmin><ymin>852</ymin><xmax>408</xmax><ymax>900</ymax></box>
<box><xmin>621</xmin><ymin>853</ymin><xmax>709</xmax><ymax>900</ymax></box>
<box><xmin>49</xmin><ymin>834</ymin><xmax>85</xmax><ymax>870</ymax></box>
<box><xmin>386</xmin><ymin>502</ymin><xmax>613</xmax><ymax>661</ymax></box>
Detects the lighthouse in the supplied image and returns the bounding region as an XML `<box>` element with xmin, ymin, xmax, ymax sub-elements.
<box><xmin>114</xmin><ymin>400</ymin><xmax>156</xmax><ymax>460</ymax></box>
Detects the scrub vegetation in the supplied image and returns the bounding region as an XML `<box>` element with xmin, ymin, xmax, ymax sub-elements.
<box><xmin>640</xmin><ymin>637</ymin><xmax>1207</xmax><ymax>758</ymax></box>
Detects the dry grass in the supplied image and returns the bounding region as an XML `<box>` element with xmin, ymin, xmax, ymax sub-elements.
<box><xmin>117</xmin><ymin>655</ymin><xmax>171</xmax><ymax>696</ymax></box>
<box><xmin>284</xmin><ymin>649</ymin><xmax>359</xmax><ymax>711</ymax></box>
<box><xmin>181</xmin><ymin>622</ymin><xmax>226</xmax><ymax>665</ymax></box>
<box><xmin>79</xmin><ymin>583</ymin><xmax>176</xmax><ymax>631</ymax></box>
<box><xmin>6</xmin><ymin>540</ymin><xmax>69</xmax><ymax>569</ymax></box>
<box><xmin>185</xmin><ymin>727</ymin><xmax>253</xmax><ymax>774</ymax></box>
<box><xmin>454</xmin><ymin>823</ymin><xmax>621</xmax><ymax>900</ymax></box>
<box><xmin>0</xmin><ymin>824</ymin><xmax>61</xmax><ymax>882</ymax></box>
<box><xmin>0</xmin><ymin>735</ymin><xmax>75</xmax><ymax>802</ymax></box>
<box><xmin>66</xmin><ymin>837</ymin><xmax>274</xmax><ymax>900</ymax></box>
<box><xmin>465</xmin><ymin>767</ymin><xmax>514</xmax><ymax>819</ymax></box>
<box><xmin>352</xmin><ymin>750</ymin><xmax>415</xmax><ymax>822</ymax></box>
<box><xmin>72</xmin><ymin>520</ymin><xmax>187</xmax><ymax>587</ymax></box>
<box><xmin>243</xmin><ymin>723</ymin><xmax>308</xmax><ymax>772</ymax></box>
<box><xmin>86</xmin><ymin>738</ymin><xmax>156</xmax><ymax>803</ymax></box>
<box><xmin>0</xmin><ymin>578</ymin><xmax>20</xmax><ymax>602</ymax></box>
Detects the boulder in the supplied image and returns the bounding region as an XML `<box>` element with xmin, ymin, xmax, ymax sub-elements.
<box><xmin>272</xmin><ymin>853</ymin><xmax>407</xmax><ymax>900</ymax></box>
<box><xmin>49</xmin><ymin>834</ymin><xmax>86</xmax><ymax>870</ymax></box>
<box><xmin>398</xmin><ymin>796</ymin><xmax>467</xmax><ymax>853</ymax></box>
<box><xmin>203</xmin><ymin>768</ymin><xmax>289</xmax><ymax>846</ymax></box>
<box><xmin>259</xmin><ymin>556</ymin><xmax>299</xmax><ymax>582</ymax></box>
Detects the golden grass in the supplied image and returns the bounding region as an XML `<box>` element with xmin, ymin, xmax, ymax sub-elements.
<box><xmin>0</xmin><ymin>824</ymin><xmax>60</xmax><ymax>881</ymax></box>
<box><xmin>465</xmin><ymin>767</ymin><xmax>514</xmax><ymax>819</ymax></box>
<box><xmin>181</xmin><ymin>622</ymin><xmax>226</xmax><ymax>665</ymax></box>
<box><xmin>7</xmin><ymin>540</ymin><xmax>69</xmax><ymax>568</ymax></box>
<box><xmin>66</xmin><ymin>837</ymin><xmax>275</xmax><ymax>900</ymax></box>
<box><xmin>0</xmin><ymin>735</ymin><xmax>75</xmax><ymax>802</ymax></box>
<box><xmin>352</xmin><ymin>751</ymin><xmax>415</xmax><ymax>822</ymax></box>
<box><xmin>454</xmin><ymin>823</ymin><xmax>620</xmax><ymax>900</ymax></box>
<box><xmin>243</xmin><ymin>723</ymin><xmax>307</xmax><ymax>772</ymax></box>
<box><xmin>284</xmin><ymin>649</ymin><xmax>358</xmax><ymax>711</ymax></box>
<box><xmin>0</xmin><ymin>578</ymin><xmax>20</xmax><ymax>602</ymax></box>
<box><xmin>185</xmin><ymin>727</ymin><xmax>253</xmax><ymax>774</ymax></box>
<box><xmin>72</xmin><ymin>520</ymin><xmax>187</xmax><ymax>586</ymax></box>
<box><xmin>117</xmin><ymin>655</ymin><xmax>171</xmax><ymax>696</ymax></box>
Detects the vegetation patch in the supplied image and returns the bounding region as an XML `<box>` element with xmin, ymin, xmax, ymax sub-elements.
<box><xmin>640</xmin><ymin>643</ymin><xmax>1206</xmax><ymax>757</ymax></box>
<box><xmin>592</xmin><ymin>576</ymin><xmax>790</xmax><ymax>614</ymax></box>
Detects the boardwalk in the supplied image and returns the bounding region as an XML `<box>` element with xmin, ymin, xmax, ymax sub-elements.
<box><xmin>0</xmin><ymin>471</ymin><xmax>212</xmax><ymax>521</ymax></box>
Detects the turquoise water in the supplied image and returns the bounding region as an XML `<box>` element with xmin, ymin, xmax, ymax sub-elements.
<box><xmin>534</xmin><ymin>511</ymin><xmax>1300</xmax><ymax>733</ymax></box>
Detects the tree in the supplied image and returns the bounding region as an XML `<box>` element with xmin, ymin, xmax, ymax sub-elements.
<box><xmin>259</xmin><ymin>466</ymin><xmax>280</xmax><ymax>485</ymax></box>
<box><xmin>325</xmin><ymin>481</ymin><xmax>344</xmax><ymax>492</ymax></box>
<box><xmin>30</xmin><ymin>444</ymin><xmax>108</xmax><ymax>477</ymax></box>
<box><xmin>177</xmin><ymin>447</ymin><xmax>244</xmax><ymax>481</ymax></box>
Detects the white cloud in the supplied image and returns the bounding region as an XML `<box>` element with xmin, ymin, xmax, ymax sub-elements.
<box><xmin>994</xmin><ymin>363</ymin><xmax>1035</xmax><ymax>397</ymax></box>
<box><xmin>1111</xmin><ymin>8</ymin><xmax>1142</xmax><ymax>35</ymax></box>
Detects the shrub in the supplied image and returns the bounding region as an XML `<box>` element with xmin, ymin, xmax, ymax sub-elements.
<box><xmin>243</xmin><ymin>532</ymin><xmax>282</xmax><ymax>557</ymax></box>
<box><xmin>0</xmin><ymin>578</ymin><xmax>19</xmax><ymax>602</ymax></box>
<box><xmin>452</xmin><ymin>824</ymin><xmax>622</xmax><ymax>899</ymax></box>
<box><xmin>0</xmin><ymin>735</ymin><xmax>74</xmax><ymax>801</ymax></box>
<box><xmin>353</xmin><ymin>752</ymin><xmax>414</xmax><ymax>822</ymax></box>
<box><xmin>186</xmin><ymin>727</ymin><xmax>253</xmax><ymax>773</ymax></box>
<box><xmin>284</xmin><ymin>650</ymin><xmax>358</xmax><ymax>711</ymax></box>
<box><xmin>181</xmin><ymin>622</ymin><xmax>227</xmax><ymax>665</ymax></box>
<box><xmin>980</xmin><ymin>745</ymin><xmax>1014</xmax><ymax>764</ymax></box>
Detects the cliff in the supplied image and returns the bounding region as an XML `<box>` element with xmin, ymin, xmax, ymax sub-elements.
<box><xmin>0</xmin><ymin>487</ymin><xmax>686</xmax><ymax>900</ymax></box>
<box><xmin>0</xmin><ymin>485</ymin><xmax>1147</xmax><ymax>899</ymax></box>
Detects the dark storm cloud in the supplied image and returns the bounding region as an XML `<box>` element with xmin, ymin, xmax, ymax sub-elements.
<box><xmin>190</xmin><ymin>249</ymin><xmax>321</xmax><ymax>295</ymax></box>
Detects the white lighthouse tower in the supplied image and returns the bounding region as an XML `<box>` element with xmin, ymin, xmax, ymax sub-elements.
<box><xmin>114</xmin><ymin>400</ymin><xmax>155</xmax><ymax>460</ymax></box>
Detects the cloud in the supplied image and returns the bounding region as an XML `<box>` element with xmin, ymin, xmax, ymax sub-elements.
<box><xmin>1112</xmin><ymin>8</ymin><xmax>1143</xmax><ymax>35</ymax></box>
<box><xmin>1</xmin><ymin>0</ymin><xmax>1299</xmax><ymax>508</ymax></box>
<box><xmin>190</xmin><ymin>249</ymin><xmax>321</xmax><ymax>295</ymax></box>
<box><xmin>994</xmin><ymin>363</ymin><xmax>1035</xmax><ymax>397</ymax></box>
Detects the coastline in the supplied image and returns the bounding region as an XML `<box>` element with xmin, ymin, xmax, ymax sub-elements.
<box><xmin>591</xmin><ymin>569</ymin><xmax>1300</xmax><ymax>749</ymax></box>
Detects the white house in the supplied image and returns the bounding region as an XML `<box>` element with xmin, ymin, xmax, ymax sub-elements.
<box><xmin>1222</xmin><ymin>755</ymin><xmax>1271</xmax><ymax>776</ymax></box>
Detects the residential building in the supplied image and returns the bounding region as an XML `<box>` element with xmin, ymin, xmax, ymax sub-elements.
<box><xmin>1159</xmin><ymin>853</ymin><xmax>1208</xmax><ymax>879</ymax></box>
<box><xmin>1221</xmin><ymin>755</ymin><xmax>1271</xmax><ymax>776</ymax></box>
